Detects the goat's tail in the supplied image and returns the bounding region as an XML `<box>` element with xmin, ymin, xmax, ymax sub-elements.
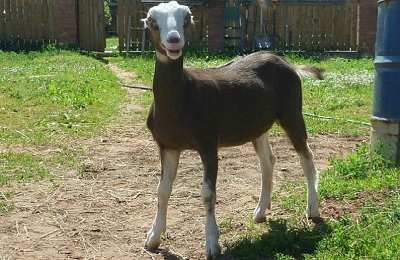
<box><xmin>295</xmin><ymin>65</ymin><xmax>325</xmax><ymax>80</ymax></box>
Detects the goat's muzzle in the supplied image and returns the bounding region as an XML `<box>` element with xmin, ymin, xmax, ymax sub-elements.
<box><xmin>162</xmin><ymin>31</ymin><xmax>184</xmax><ymax>59</ymax></box>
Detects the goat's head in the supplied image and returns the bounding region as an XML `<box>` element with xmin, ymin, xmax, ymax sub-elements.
<box><xmin>143</xmin><ymin>1</ymin><xmax>193</xmax><ymax>61</ymax></box>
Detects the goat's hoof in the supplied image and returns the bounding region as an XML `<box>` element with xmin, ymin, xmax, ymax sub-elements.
<box><xmin>306</xmin><ymin>206</ymin><xmax>320</xmax><ymax>218</ymax></box>
<box><xmin>253</xmin><ymin>215</ymin><xmax>267</xmax><ymax>223</ymax></box>
<box><xmin>145</xmin><ymin>233</ymin><xmax>161</xmax><ymax>250</ymax></box>
<box><xmin>253</xmin><ymin>208</ymin><xmax>267</xmax><ymax>223</ymax></box>
<box><xmin>206</xmin><ymin>243</ymin><xmax>221</xmax><ymax>260</ymax></box>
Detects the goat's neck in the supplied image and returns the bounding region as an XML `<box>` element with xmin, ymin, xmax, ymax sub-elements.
<box><xmin>152</xmin><ymin>56</ymin><xmax>185</xmax><ymax>117</ymax></box>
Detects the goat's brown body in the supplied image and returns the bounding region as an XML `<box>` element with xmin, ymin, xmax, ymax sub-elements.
<box><xmin>147</xmin><ymin>51</ymin><xmax>305</xmax><ymax>151</ymax></box>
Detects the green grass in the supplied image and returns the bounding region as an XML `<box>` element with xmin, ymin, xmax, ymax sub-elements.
<box><xmin>0</xmin><ymin>50</ymin><xmax>126</xmax><ymax>146</ymax></box>
<box><xmin>105</xmin><ymin>37</ymin><xmax>119</xmax><ymax>52</ymax></box>
<box><xmin>0</xmin><ymin>49</ymin><xmax>126</xmax><ymax>190</ymax></box>
<box><xmin>222</xmin><ymin>143</ymin><xmax>400</xmax><ymax>259</ymax></box>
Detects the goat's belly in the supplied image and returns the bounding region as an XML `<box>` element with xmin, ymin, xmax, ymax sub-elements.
<box><xmin>217</xmin><ymin>120</ymin><xmax>274</xmax><ymax>147</ymax></box>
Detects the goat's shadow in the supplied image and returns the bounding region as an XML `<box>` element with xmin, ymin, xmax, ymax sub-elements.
<box><xmin>147</xmin><ymin>217</ymin><xmax>329</xmax><ymax>259</ymax></box>
<box><xmin>220</xmin><ymin>217</ymin><xmax>330</xmax><ymax>259</ymax></box>
<box><xmin>145</xmin><ymin>248</ymin><xmax>184</xmax><ymax>260</ymax></box>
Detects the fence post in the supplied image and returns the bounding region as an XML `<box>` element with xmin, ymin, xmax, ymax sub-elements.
<box><xmin>371</xmin><ymin>0</ymin><xmax>400</xmax><ymax>166</ymax></box>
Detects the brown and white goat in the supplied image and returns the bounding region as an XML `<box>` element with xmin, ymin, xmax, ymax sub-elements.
<box><xmin>142</xmin><ymin>2</ymin><xmax>323</xmax><ymax>259</ymax></box>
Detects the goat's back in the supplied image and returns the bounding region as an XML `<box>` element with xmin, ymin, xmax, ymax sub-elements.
<box><xmin>182</xmin><ymin>51</ymin><xmax>304</xmax><ymax>147</ymax></box>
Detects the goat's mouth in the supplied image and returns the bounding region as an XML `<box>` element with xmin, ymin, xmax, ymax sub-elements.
<box><xmin>162</xmin><ymin>44</ymin><xmax>182</xmax><ymax>59</ymax></box>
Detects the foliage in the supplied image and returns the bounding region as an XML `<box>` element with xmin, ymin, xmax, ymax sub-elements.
<box><xmin>223</xmin><ymin>141</ymin><xmax>399</xmax><ymax>259</ymax></box>
<box><xmin>0</xmin><ymin>50</ymin><xmax>126</xmax><ymax>146</ymax></box>
<box><xmin>224</xmin><ymin>218</ymin><xmax>331</xmax><ymax>259</ymax></box>
<box><xmin>319</xmin><ymin>142</ymin><xmax>399</xmax><ymax>200</ymax></box>
<box><xmin>0</xmin><ymin>50</ymin><xmax>126</xmax><ymax>187</ymax></box>
<box><xmin>308</xmin><ymin>198</ymin><xmax>400</xmax><ymax>260</ymax></box>
<box><xmin>104</xmin><ymin>1</ymin><xmax>112</xmax><ymax>25</ymax></box>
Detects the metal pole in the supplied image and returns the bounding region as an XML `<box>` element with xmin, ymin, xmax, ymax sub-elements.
<box><xmin>371</xmin><ymin>0</ymin><xmax>400</xmax><ymax>166</ymax></box>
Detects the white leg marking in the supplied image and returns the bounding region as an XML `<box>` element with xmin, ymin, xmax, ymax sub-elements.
<box><xmin>202</xmin><ymin>180</ymin><xmax>221</xmax><ymax>259</ymax></box>
<box><xmin>145</xmin><ymin>149</ymin><xmax>180</xmax><ymax>250</ymax></box>
<box><xmin>298</xmin><ymin>146</ymin><xmax>320</xmax><ymax>218</ymax></box>
<box><xmin>252</xmin><ymin>132</ymin><xmax>276</xmax><ymax>223</ymax></box>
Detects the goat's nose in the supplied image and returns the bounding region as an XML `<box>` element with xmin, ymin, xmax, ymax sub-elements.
<box><xmin>166</xmin><ymin>31</ymin><xmax>181</xmax><ymax>44</ymax></box>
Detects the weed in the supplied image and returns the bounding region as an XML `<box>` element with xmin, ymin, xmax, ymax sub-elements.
<box><xmin>0</xmin><ymin>150</ymin><xmax>56</xmax><ymax>185</ymax></box>
<box><xmin>319</xmin><ymin>142</ymin><xmax>399</xmax><ymax>200</ymax></box>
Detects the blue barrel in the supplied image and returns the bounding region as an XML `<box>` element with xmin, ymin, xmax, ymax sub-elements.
<box><xmin>373</xmin><ymin>0</ymin><xmax>400</xmax><ymax>121</ymax></box>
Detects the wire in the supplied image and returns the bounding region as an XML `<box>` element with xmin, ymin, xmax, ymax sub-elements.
<box><xmin>303</xmin><ymin>112</ymin><xmax>371</xmax><ymax>126</ymax></box>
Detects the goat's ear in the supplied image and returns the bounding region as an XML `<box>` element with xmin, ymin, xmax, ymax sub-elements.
<box><xmin>184</xmin><ymin>12</ymin><xmax>194</xmax><ymax>28</ymax></box>
<box><xmin>140</xmin><ymin>17</ymin><xmax>147</xmax><ymax>28</ymax></box>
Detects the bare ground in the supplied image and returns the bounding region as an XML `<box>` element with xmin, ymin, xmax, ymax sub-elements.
<box><xmin>0</xmin><ymin>63</ymin><xmax>369</xmax><ymax>260</ymax></box>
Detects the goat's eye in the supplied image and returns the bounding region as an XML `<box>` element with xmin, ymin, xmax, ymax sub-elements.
<box><xmin>184</xmin><ymin>14</ymin><xmax>192</xmax><ymax>26</ymax></box>
<box><xmin>147</xmin><ymin>17</ymin><xmax>159</xmax><ymax>31</ymax></box>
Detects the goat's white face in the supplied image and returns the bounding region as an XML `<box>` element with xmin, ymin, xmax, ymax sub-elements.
<box><xmin>143</xmin><ymin>1</ymin><xmax>193</xmax><ymax>60</ymax></box>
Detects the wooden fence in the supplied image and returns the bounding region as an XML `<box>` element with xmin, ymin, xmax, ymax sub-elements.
<box><xmin>118</xmin><ymin>0</ymin><xmax>358</xmax><ymax>52</ymax></box>
<box><xmin>252</xmin><ymin>0</ymin><xmax>358</xmax><ymax>51</ymax></box>
<box><xmin>0</xmin><ymin>0</ymin><xmax>105</xmax><ymax>52</ymax></box>
<box><xmin>78</xmin><ymin>0</ymin><xmax>106</xmax><ymax>52</ymax></box>
<box><xmin>0</xmin><ymin>0</ymin><xmax>56</xmax><ymax>44</ymax></box>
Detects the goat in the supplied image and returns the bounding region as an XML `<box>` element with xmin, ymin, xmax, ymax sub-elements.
<box><xmin>142</xmin><ymin>2</ymin><xmax>323</xmax><ymax>259</ymax></box>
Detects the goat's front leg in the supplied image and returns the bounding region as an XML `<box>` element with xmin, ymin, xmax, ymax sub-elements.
<box><xmin>199</xmin><ymin>147</ymin><xmax>221</xmax><ymax>260</ymax></box>
<box><xmin>145</xmin><ymin>148</ymin><xmax>180</xmax><ymax>250</ymax></box>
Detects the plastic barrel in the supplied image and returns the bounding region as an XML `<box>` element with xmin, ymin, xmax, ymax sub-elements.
<box><xmin>371</xmin><ymin>0</ymin><xmax>400</xmax><ymax>165</ymax></box>
<box><xmin>373</xmin><ymin>0</ymin><xmax>400</xmax><ymax>120</ymax></box>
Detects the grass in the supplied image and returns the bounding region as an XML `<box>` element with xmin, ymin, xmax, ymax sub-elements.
<box><xmin>222</xmin><ymin>143</ymin><xmax>400</xmax><ymax>259</ymax></box>
<box><xmin>0</xmin><ymin>48</ymin><xmax>126</xmax><ymax>192</ymax></box>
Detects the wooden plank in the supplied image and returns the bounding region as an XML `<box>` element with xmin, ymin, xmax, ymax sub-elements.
<box><xmin>118</xmin><ymin>0</ymin><xmax>126</xmax><ymax>52</ymax></box>
<box><xmin>303</xmin><ymin>6</ymin><xmax>310</xmax><ymax>50</ymax></box>
<box><xmin>247</xmin><ymin>4</ymin><xmax>256</xmax><ymax>49</ymax></box>
<box><xmin>96</xmin><ymin>0</ymin><xmax>106</xmax><ymax>51</ymax></box>
<box><xmin>41</xmin><ymin>0</ymin><xmax>50</xmax><ymax>42</ymax></box>
<box><xmin>131</xmin><ymin>0</ymin><xmax>139</xmax><ymax>51</ymax></box>
<box><xmin>4</xmin><ymin>0</ymin><xmax>11</xmax><ymax>41</ymax></box>
<box><xmin>36</xmin><ymin>0</ymin><xmax>44</xmax><ymax>41</ymax></box>
<box><xmin>48</xmin><ymin>0</ymin><xmax>56</xmax><ymax>43</ymax></box>
<box><xmin>299</xmin><ymin>5</ymin><xmax>307</xmax><ymax>50</ymax></box>
<box><xmin>78</xmin><ymin>0</ymin><xmax>87</xmax><ymax>50</ymax></box>
<box><xmin>332</xmin><ymin>5</ymin><xmax>340</xmax><ymax>50</ymax></box>
<box><xmin>350</xmin><ymin>0</ymin><xmax>357</xmax><ymax>50</ymax></box>
<box><xmin>297</xmin><ymin>5</ymin><xmax>305</xmax><ymax>50</ymax></box>
<box><xmin>318</xmin><ymin>5</ymin><xmax>326</xmax><ymax>50</ymax></box>
<box><xmin>0</xmin><ymin>0</ymin><xmax>5</xmax><ymax>40</ymax></box>
<box><xmin>324</xmin><ymin>5</ymin><xmax>333</xmax><ymax>50</ymax></box>
<box><xmin>287</xmin><ymin>6</ymin><xmax>294</xmax><ymax>49</ymax></box>
<box><xmin>23</xmin><ymin>0</ymin><xmax>32</xmax><ymax>41</ymax></box>
<box><xmin>311</xmin><ymin>5</ymin><xmax>318</xmax><ymax>50</ymax></box>
<box><xmin>291</xmin><ymin>6</ymin><xmax>299</xmax><ymax>50</ymax></box>
<box><xmin>16</xmin><ymin>0</ymin><xmax>24</xmax><ymax>41</ymax></box>
<box><xmin>10</xmin><ymin>0</ymin><xmax>18</xmax><ymax>40</ymax></box>
<box><xmin>337</xmin><ymin>4</ymin><xmax>346</xmax><ymax>50</ymax></box>
<box><xmin>273</xmin><ymin>5</ymin><xmax>283</xmax><ymax>48</ymax></box>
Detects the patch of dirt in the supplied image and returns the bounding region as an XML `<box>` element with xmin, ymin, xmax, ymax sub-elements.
<box><xmin>0</xmin><ymin>64</ymin><xmax>371</xmax><ymax>259</ymax></box>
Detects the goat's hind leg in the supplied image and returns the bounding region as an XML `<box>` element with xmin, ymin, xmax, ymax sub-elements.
<box><xmin>145</xmin><ymin>149</ymin><xmax>180</xmax><ymax>250</ymax></box>
<box><xmin>281</xmin><ymin>115</ymin><xmax>320</xmax><ymax>218</ymax></box>
<box><xmin>252</xmin><ymin>132</ymin><xmax>276</xmax><ymax>223</ymax></box>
